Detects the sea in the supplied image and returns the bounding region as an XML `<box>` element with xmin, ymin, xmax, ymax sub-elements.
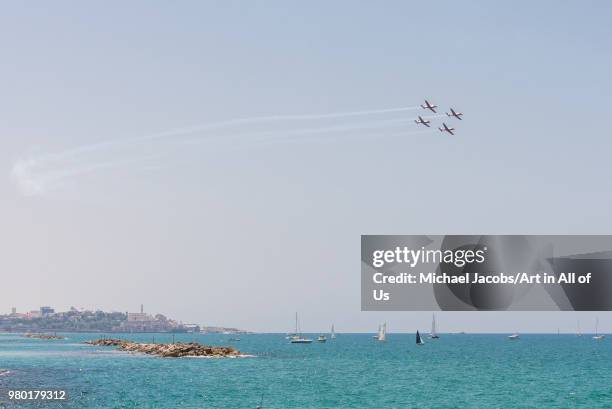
<box><xmin>1</xmin><ymin>332</ymin><xmax>611</xmax><ymax>408</ymax></box>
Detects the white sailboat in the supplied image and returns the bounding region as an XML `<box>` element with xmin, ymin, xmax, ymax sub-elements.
<box><xmin>429</xmin><ymin>314</ymin><xmax>440</xmax><ymax>339</ymax></box>
<box><xmin>290</xmin><ymin>312</ymin><xmax>313</xmax><ymax>344</ymax></box>
<box><xmin>374</xmin><ymin>323</ymin><xmax>386</xmax><ymax>341</ymax></box>
<box><xmin>577</xmin><ymin>320</ymin><xmax>582</xmax><ymax>337</ymax></box>
<box><xmin>379</xmin><ymin>322</ymin><xmax>387</xmax><ymax>341</ymax></box>
<box><xmin>331</xmin><ymin>324</ymin><xmax>336</xmax><ymax>339</ymax></box>
<box><xmin>593</xmin><ymin>318</ymin><xmax>605</xmax><ymax>340</ymax></box>
<box><xmin>508</xmin><ymin>332</ymin><xmax>519</xmax><ymax>340</ymax></box>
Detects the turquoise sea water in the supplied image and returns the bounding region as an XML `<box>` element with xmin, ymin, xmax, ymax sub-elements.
<box><xmin>1</xmin><ymin>332</ymin><xmax>611</xmax><ymax>408</ymax></box>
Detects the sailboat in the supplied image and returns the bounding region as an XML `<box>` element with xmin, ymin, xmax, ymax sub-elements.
<box><xmin>508</xmin><ymin>333</ymin><xmax>520</xmax><ymax>340</ymax></box>
<box><xmin>416</xmin><ymin>330</ymin><xmax>425</xmax><ymax>345</ymax></box>
<box><xmin>331</xmin><ymin>324</ymin><xmax>336</xmax><ymax>340</ymax></box>
<box><xmin>577</xmin><ymin>320</ymin><xmax>582</xmax><ymax>337</ymax></box>
<box><xmin>593</xmin><ymin>318</ymin><xmax>605</xmax><ymax>340</ymax></box>
<box><xmin>429</xmin><ymin>314</ymin><xmax>440</xmax><ymax>339</ymax></box>
<box><xmin>378</xmin><ymin>323</ymin><xmax>387</xmax><ymax>341</ymax></box>
<box><xmin>374</xmin><ymin>323</ymin><xmax>386</xmax><ymax>341</ymax></box>
<box><xmin>290</xmin><ymin>312</ymin><xmax>313</xmax><ymax>344</ymax></box>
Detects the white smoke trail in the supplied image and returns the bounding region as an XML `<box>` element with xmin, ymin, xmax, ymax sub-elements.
<box><xmin>178</xmin><ymin>113</ymin><xmax>447</xmax><ymax>146</ymax></box>
<box><xmin>11</xmin><ymin>105</ymin><xmax>430</xmax><ymax>196</ymax></box>
<box><xmin>256</xmin><ymin>128</ymin><xmax>438</xmax><ymax>146</ymax></box>
<box><xmin>22</xmin><ymin>106</ymin><xmax>421</xmax><ymax>163</ymax></box>
<box><xmin>180</xmin><ymin>117</ymin><xmax>420</xmax><ymax>146</ymax></box>
<box><xmin>11</xmin><ymin>156</ymin><xmax>160</xmax><ymax>196</ymax></box>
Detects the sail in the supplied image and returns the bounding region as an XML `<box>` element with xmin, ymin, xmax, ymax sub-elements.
<box><xmin>431</xmin><ymin>314</ymin><xmax>437</xmax><ymax>337</ymax></box>
<box><xmin>416</xmin><ymin>330</ymin><xmax>423</xmax><ymax>344</ymax></box>
<box><xmin>331</xmin><ymin>324</ymin><xmax>336</xmax><ymax>339</ymax></box>
<box><xmin>378</xmin><ymin>323</ymin><xmax>386</xmax><ymax>341</ymax></box>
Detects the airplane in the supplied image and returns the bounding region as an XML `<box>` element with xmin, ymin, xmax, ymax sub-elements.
<box><xmin>446</xmin><ymin>107</ymin><xmax>463</xmax><ymax>120</ymax></box>
<box><xmin>438</xmin><ymin>123</ymin><xmax>455</xmax><ymax>135</ymax></box>
<box><xmin>420</xmin><ymin>99</ymin><xmax>438</xmax><ymax>113</ymax></box>
<box><xmin>414</xmin><ymin>115</ymin><xmax>431</xmax><ymax>127</ymax></box>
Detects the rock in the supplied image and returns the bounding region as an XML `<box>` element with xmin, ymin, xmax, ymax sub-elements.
<box><xmin>24</xmin><ymin>333</ymin><xmax>65</xmax><ymax>340</ymax></box>
<box><xmin>85</xmin><ymin>339</ymin><xmax>242</xmax><ymax>358</ymax></box>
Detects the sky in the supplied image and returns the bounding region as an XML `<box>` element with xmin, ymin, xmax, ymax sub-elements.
<box><xmin>1</xmin><ymin>1</ymin><xmax>612</xmax><ymax>333</ymax></box>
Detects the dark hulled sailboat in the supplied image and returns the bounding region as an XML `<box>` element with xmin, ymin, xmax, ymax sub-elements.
<box><xmin>416</xmin><ymin>330</ymin><xmax>425</xmax><ymax>345</ymax></box>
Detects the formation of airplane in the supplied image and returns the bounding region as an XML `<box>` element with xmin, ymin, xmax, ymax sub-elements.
<box><xmin>420</xmin><ymin>100</ymin><xmax>438</xmax><ymax>113</ymax></box>
<box><xmin>417</xmin><ymin>99</ymin><xmax>463</xmax><ymax>135</ymax></box>
<box><xmin>438</xmin><ymin>123</ymin><xmax>455</xmax><ymax>135</ymax></box>
<box><xmin>446</xmin><ymin>107</ymin><xmax>463</xmax><ymax>120</ymax></box>
<box><xmin>414</xmin><ymin>115</ymin><xmax>431</xmax><ymax>127</ymax></box>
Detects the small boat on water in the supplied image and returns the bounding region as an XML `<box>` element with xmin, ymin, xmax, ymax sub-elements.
<box><xmin>416</xmin><ymin>330</ymin><xmax>425</xmax><ymax>345</ymax></box>
<box><xmin>291</xmin><ymin>337</ymin><xmax>313</xmax><ymax>344</ymax></box>
<box><xmin>331</xmin><ymin>324</ymin><xmax>336</xmax><ymax>340</ymax></box>
<box><xmin>508</xmin><ymin>333</ymin><xmax>520</xmax><ymax>340</ymax></box>
<box><xmin>577</xmin><ymin>320</ymin><xmax>582</xmax><ymax>337</ymax></box>
<box><xmin>317</xmin><ymin>335</ymin><xmax>327</xmax><ymax>343</ymax></box>
<box><xmin>429</xmin><ymin>314</ymin><xmax>440</xmax><ymax>339</ymax></box>
<box><xmin>374</xmin><ymin>323</ymin><xmax>387</xmax><ymax>341</ymax></box>
<box><xmin>290</xmin><ymin>312</ymin><xmax>313</xmax><ymax>344</ymax></box>
<box><xmin>593</xmin><ymin>318</ymin><xmax>605</xmax><ymax>340</ymax></box>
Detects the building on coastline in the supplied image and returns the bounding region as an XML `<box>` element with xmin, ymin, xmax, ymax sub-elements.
<box><xmin>119</xmin><ymin>305</ymin><xmax>179</xmax><ymax>332</ymax></box>
<box><xmin>182</xmin><ymin>324</ymin><xmax>201</xmax><ymax>333</ymax></box>
<box><xmin>126</xmin><ymin>304</ymin><xmax>151</xmax><ymax>323</ymax></box>
<box><xmin>40</xmin><ymin>306</ymin><xmax>55</xmax><ymax>315</ymax></box>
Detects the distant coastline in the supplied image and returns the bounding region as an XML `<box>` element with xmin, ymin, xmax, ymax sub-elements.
<box><xmin>0</xmin><ymin>305</ymin><xmax>248</xmax><ymax>335</ymax></box>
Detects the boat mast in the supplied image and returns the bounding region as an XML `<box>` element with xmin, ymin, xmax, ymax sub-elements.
<box><xmin>431</xmin><ymin>314</ymin><xmax>436</xmax><ymax>336</ymax></box>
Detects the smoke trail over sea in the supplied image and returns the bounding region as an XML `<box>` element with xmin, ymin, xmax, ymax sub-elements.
<box><xmin>11</xmin><ymin>105</ymin><xmax>438</xmax><ymax>197</ymax></box>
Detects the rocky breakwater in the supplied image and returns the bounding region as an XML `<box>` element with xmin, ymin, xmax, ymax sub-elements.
<box><xmin>86</xmin><ymin>338</ymin><xmax>243</xmax><ymax>358</ymax></box>
<box><xmin>24</xmin><ymin>333</ymin><xmax>65</xmax><ymax>340</ymax></box>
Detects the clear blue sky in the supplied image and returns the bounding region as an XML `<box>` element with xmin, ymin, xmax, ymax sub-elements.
<box><xmin>1</xmin><ymin>1</ymin><xmax>612</xmax><ymax>332</ymax></box>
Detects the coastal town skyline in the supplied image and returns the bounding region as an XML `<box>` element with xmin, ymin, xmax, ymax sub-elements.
<box><xmin>0</xmin><ymin>304</ymin><xmax>245</xmax><ymax>334</ymax></box>
<box><xmin>2</xmin><ymin>304</ymin><xmax>610</xmax><ymax>334</ymax></box>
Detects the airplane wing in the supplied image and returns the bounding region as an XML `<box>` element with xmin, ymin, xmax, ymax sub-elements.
<box><xmin>447</xmin><ymin>129</ymin><xmax>454</xmax><ymax>135</ymax></box>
